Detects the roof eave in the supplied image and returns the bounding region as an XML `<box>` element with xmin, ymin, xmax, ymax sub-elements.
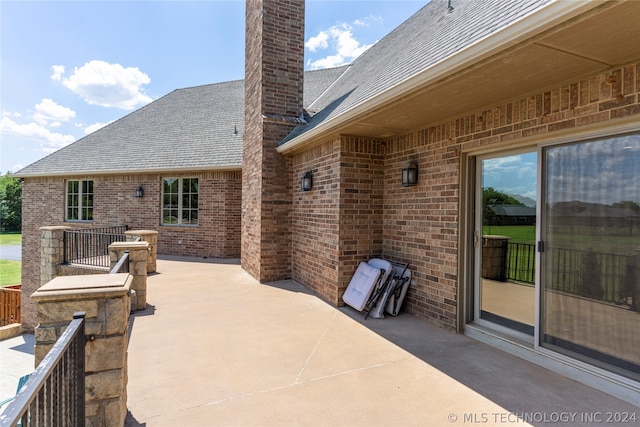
<box><xmin>277</xmin><ymin>0</ymin><xmax>603</xmax><ymax>155</ymax></box>
<box><xmin>14</xmin><ymin>164</ymin><xmax>243</xmax><ymax>178</ymax></box>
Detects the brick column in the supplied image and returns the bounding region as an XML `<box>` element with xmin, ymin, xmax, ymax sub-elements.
<box><xmin>40</xmin><ymin>226</ymin><xmax>72</xmax><ymax>287</ymax></box>
<box><xmin>242</xmin><ymin>0</ymin><xmax>304</xmax><ymax>282</ymax></box>
<box><xmin>125</xmin><ymin>230</ymin><xmax>157</xmax><ymax>273</ymax></box>
<box><xmin>109</xmin><ymin>241</ymin><xmax>149</xmax><ymax>311</ymax></box>
<box><xmin>32</xmin><ymin>274</ymin><xmax>132</xmax><ymax>427</ymax></box>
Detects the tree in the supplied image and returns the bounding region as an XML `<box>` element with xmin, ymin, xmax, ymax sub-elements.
<box><xmin>0</xmin><ymin>173</ymin><xmax>22</xmax><ymax>232</ymax></box>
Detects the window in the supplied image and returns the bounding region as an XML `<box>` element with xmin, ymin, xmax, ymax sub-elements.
<box><xmin>66</xmin><ymin>180</ymin><xmax>94</xmax><ymax>221</ymax></box>
<box><xmin>162</xmin><ymin>177</ymin><xmax>198</xmax><ymax>225</ymax></box>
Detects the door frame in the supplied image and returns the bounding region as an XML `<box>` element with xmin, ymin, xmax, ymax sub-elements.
<box><xmin>471</xmin><ymin>148</ymin><xmax>539</xmax><ymax>343</ymax></box>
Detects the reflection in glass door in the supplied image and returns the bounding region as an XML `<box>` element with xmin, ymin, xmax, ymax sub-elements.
<box><xmin>541</xmin><ymin>134</ymin><xmax>640</xmax><ymax>381</ymax></box>
<box><xmin>476</xmin><ymin>152</ymin><xmax>537</xmax><ymax>337</ymax></box>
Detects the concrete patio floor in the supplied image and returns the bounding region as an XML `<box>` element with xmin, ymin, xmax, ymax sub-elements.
<box><xmin>125</xmin><ymin>256</ymin><xmax>638</xmax><ymax>426</ymax></box>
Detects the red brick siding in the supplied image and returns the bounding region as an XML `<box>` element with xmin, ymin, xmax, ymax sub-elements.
<box><xmin>291</xmin><ymin>136</ymin><xmax>384</xmax><ymax>305</ymax></box>
<box><xmin>290</xmin><ymin>63</ymin><xmax>640</xmax><ymax>331</ymax></box>
<box><xmin>242</xmin><ymin>0</ymin><xmax>303</xmax><ymax>282</ymax></box>
<box><xmin>292</xmin><ymin>139</ymin><xmax>341</xmax><ymax>303</ymax></box>
<box><xmin>20</xmin><ymin>170</ymin><xmax>241</xmax><ymax>330</ymax></box>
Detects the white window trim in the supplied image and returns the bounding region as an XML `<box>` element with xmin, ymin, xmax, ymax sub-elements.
<box><xmin>65</xmin><ymin>179</ymin><xmax>94</xmax><ymax>222</ymax></box>
<box><xmin>161</xmin><ymin>177</ymin><xmax>199</xmax><ymax>226</ymax></box>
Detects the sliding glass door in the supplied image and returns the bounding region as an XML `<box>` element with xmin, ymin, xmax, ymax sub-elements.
<box><xmin>475</xmin><ymin>151</ymin><xmax>537</xmax><ymax>338</ymax></box>
<box><xmin>541</xmin><ymin>134</ymin><xmax>640</xmax><ymax>381</ymax></box>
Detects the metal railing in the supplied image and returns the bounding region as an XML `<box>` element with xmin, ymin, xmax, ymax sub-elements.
<box><xmin>506</xmin><ymin>242</ymin><xmax>536</xmax><ymax>284</ymax></box>
<box><xmin>505</xmin><ymin>242</ymin><xmax>635</xmax><ymax>306</ymax></box>
<box><xmin>0</xmin><ymin>313</ymin><xmax>86</xmax><ymax>427</ymax></box>
<box><xmin>63</xmin><ymin>225</ymin><xmax>128</xmax><ymax>269</ymax></box>
<box><xmin>110</xmin><ymin>251</ymin><xmax>130</xmax><ymax>274</ymax></box>
<box><xmin>0</xmin><ymin>286</ymin><xmax>21</xmax><ymax>326</ymax></box>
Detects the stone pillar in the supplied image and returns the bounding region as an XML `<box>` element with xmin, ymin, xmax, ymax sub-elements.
<box><xmin>125</xmin><ymin>230</ymin><xmax>158</xmax><ymax>273</ymax></box>
<box><xmin>109</xmin><ymin>241</ymin><xmax>149</xmax><ymax>311</ymax></box>
<box><xmin>32</xmin><ymin>274</ymin><xmax>132</xmax><ymax>427</ymax></box>
<box><xmin>40</xmin><ymin>226</ymin><xmax>72</xmax><ymax>288</ymax></box>
<box><xmin>482</xmin><ymin>235</ymin><xmax>511</xmax><ymax>281</ymax></box>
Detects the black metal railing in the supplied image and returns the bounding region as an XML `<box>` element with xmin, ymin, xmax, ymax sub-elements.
<box><xmin>505</xmin><ymin>242</ymin><xmax>635</xmax><ymax>306</ymax></box>
<box><xmin>0</xmin><ymin>313</ymin><xmax>86</xmax><ymax>427</ymax></box>
<box><xmin>507</xmin><ymin>242</ymin><xmax>536</xmax><ymax>284</ymax></box>
<box><xmin>63</xmin><ymin>225</ymin><xmax>128</xmax><ymax>269</ymax></box>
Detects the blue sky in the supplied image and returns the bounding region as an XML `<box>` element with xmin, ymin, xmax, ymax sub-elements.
<box><xmin>0</xmin><ymin>1</ymin><xmax>425</xmax><ymax>174</ymax></box>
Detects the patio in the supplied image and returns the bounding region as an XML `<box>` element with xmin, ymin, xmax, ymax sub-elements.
<box><xmin>124</xmin><ymin>256</ymin><xmax>638</xmax><ymax>426</ymax></box>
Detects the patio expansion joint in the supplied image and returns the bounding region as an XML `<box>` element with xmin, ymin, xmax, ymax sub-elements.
<box><xmin>198</xmin><ymin>362</ymin><xmax>391</xmax><ymax>410</ymax></box>
<box><xmin>294</xmin><ymin>311</ymin><xmax>337</xmax><ymax>385</ymax></box>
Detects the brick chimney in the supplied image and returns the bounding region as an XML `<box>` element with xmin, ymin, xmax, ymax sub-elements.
<box><xmin>242</xmin><ymin>0</ymin><xmax>305</xmax><ymax>282</ymax></box>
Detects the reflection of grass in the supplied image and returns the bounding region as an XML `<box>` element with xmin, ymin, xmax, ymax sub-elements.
<box><xmin>0</xmin><ymin>233</ymin><xmax>21</xmax><ymax>246</ymax></box>
<box><xmin>482</xmin><ymin>225</ymin><xmax>536</xmax><ymax>244</ymax></box>
<box><xmin>0</xmin><ymin>260</ymin><xmax>21</xmax><ymax>287</ymax></box>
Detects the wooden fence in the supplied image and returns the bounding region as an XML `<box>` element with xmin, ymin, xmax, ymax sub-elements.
<box><xmin>0</xmin><ymin>286</ymin><xmax>21</xmax><ymax>326</ymax></box>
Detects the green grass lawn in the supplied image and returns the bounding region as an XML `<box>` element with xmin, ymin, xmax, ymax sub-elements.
<box><xmin>0</xmin><ymin>232</ymin><xmax>21</xmax><ymax>287</ymax></box>
<box><xmin>0</xmin><ymin>232</ymin><xmax>22</xmax><ymax>246</ymax></box>
<box><xmin>482</xmin><ymin>225</ymin><xmax>536</xmax><ymax>244</ymax></box>
<box><xmin>0</xmin><ymin>260</ymin><xmax>21</xmax><ymax>287</ymax></box>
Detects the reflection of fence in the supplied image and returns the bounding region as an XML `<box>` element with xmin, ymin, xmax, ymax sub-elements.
<box><xmin>547</xmin><ymin>247</ymin><xmax>632</xmax><ymax>305</ymax></box>
<box><xmin>505</xmin><ymin>242</ymin><xmax>636</xmax><ymax>307</ymax></box>
<box><xmin>507</xmin><ymin>242</ymin><xmax>536</xmax><ymax>284</ymax></box>
<box><xmin>64</xmin><ymin>226</ymin><xmax>128</xmax><ymax>268</ymax></box>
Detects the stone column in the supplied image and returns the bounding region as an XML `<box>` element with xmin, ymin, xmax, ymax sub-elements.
<box><xmin>109</xmin><ymin>241</ymin><xmax>149</xmax><ymax>311</ymax></box>
<box><xmin>481</xmin><ymin>235</ymin><xmax>511</xmax><ymax>281</ymax></box>
<box><xmin>125</xmin><ymin>230</ymin><xmax>158</xmax><ymax>273</ymax></box>
<box><xmin>40</xmin><ymin>226</ymin><xmax>72</xmax><ymax>288</ymax></box>
<box><xmin>32</xmin><ymin>274</ymin><xmax>132</xmax><ymax>427</ymax></box>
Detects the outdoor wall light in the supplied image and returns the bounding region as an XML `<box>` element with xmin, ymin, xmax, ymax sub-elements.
<box><xmin>402</xmin><ymin>160</ymin><xmax>418</xmax><ymax>187</ymax></box>
<box><xmin>301</xmin><ymin>171</ymin><xmax>313</xmax><ymax>192</ymax></box>
<box><xmin>136</xmin><ymin>186</ymin><xmax>144</xmax><ymax>198</ymax></box>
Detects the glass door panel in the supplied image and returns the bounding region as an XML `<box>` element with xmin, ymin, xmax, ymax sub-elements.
<box><xmin>541</xmin><ymin>134</ymin><xmax>640</xmax><ymax>380</ymax></box>
<box><xmin>477</xmin><ymin>152</ymin><xmax>537</xmax><ymax>336</ymax></box>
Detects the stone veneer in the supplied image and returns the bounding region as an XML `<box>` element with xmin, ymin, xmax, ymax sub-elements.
<box><xmin>125</xmin><ymin>230</ymin><xmax>157</xmax><ymax>273</ymax></box>
<box><xmin>32</xmin><ymin>274</ymin><xmax>132</xmax><ymax>427</ymax></box>
<box><xmin>108</xmin><ymin>241</ymin><xmax>149</xmax><ymax>311</ymax></box>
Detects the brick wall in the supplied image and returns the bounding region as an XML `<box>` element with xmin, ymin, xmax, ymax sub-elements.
<box><xmin>291</xmin><ymin>136</ymin><xmax>385</xmax><ymax>306</ymax></box>
<box><xmin>242</xmin><ymin>0</ymin><xmax>304</xmax><ymax>282</ymax></box>
<box><xmin>290</xmin><ymin>63</ymin><xmax>640</xmax><ymax>330</ymax></box>
<box><xmin>20</xmin><ymin>170</ymin><xmax>241</xmax><ymax>330</ymax></box>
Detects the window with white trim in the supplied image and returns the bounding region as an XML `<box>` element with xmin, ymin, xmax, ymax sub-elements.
<box><xmin>162</xmin><ymin>177</ymin><xmax>199</xmax><ymax>225</ymax></box>
<box><xmin>66</xmin><ymin>180</ymin><xmax>94</xmax><ymax>221</ymax></box>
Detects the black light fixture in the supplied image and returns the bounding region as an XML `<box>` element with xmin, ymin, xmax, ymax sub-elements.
<box><xmin>135</xmin><ymin>186</ymin><xmax>144</xmax><ymax>198</ymax></box>
<box><xmin>401</xmin><ymin>160</ymin><xmax>418</xmax><ymax>187</ymax></box>
<box><xmin>301</xmin><ymin>171</ymin><xmax>313</xmax><ymax>192</ymax></box>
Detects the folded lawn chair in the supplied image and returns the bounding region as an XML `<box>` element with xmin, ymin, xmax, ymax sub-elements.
<box><xmin>342</xmin><ymin>261</ymin><xmax>383</xmax><ymax>311</ymax></box>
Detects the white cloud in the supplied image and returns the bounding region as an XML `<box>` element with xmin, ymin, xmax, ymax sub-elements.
<box><xmin>9</xmin><ymin>163</ymin><xmax>25</xmax><ymax>174</ymax></box>
<box><xmin>305</xmin><ymin>31</ymin><xmax>329</xmax><ymax>52</ymax></box>
<box><xmin>2</xmin><ymin>111</ymin><xmax>21</xmax><ymax>118</ymax></box>
<box><xmin>305</xmin><ymin>22</ymin><xmax>375</xmax><ymax>70</ymax></box>
<box><xmin>83</xmin><ymin>120</ymin><xmax>113</xmax><ymax>135</ymax></box>
<box><xmin>0</xmin><ymin>117</ymin><xmax>76</xmax><ymax>152</ymax></box>
<box><xmin>33</xmin><ymin>98</ymin><xmax>76</xmax><ymax>127</ymax></box>
<box><xmin>56</xmin><ymin>60</ymin><xmax>152</xmax><ymax>110</ymax></box>
<box><xmin>51</xmin><ymin>65</ymin><xmax>65</xmax><ymax>82</ymax></box>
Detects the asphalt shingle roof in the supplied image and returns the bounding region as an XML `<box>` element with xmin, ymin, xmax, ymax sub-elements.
<box><xmin>283</xmin><ymin>0</ymin><xmax>551</xmax><ymax>143</ymax></box>
<box><xmin>16</xmin><ymin>66</ymin><xmax>349</xmax><ymax>177</ymax></box>
<box><xmin>17</xmin><ymin>0</ymin><xmax>552</xmax><ymax>176</ymax></box>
